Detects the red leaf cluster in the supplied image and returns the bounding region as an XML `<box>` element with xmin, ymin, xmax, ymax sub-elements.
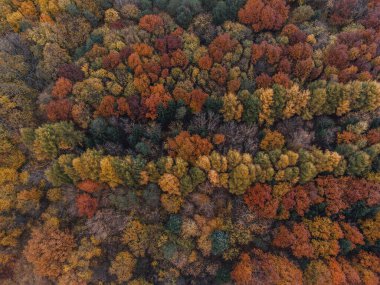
<box><xmin>238</xmin><ymin>0</ymin><xmax>289</xmax><ymax>32</ymax></box>
<box><xmin>76</xmin><ymin>193</ymin><xmax>98</xmax><ymax>218</ymax></box>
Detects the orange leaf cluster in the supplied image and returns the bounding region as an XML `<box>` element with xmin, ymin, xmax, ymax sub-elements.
<box><xmin>139</xmin><ymin>14</ymin><xmax>164</xmax><ymax>33</ymax></box>
<box><xmin>198</xmin><ymin>54</ymin><xmax>213</xmax><ymax>70</ymax></box>
<box><xmin>76</xmin><ymin>179</ymin><xmax>104</xmax><ymax>193</ymax></box>
<box><xmin>76</xmin><ymin>193</ymin><xmax>98</xmax><ymax>218</ymax></box>
<box><xmin>273</xmin><ymin>223</ymin><xmax>314</xmax><ymax>258</ymax></box>
<box><xmin>232</xmin><ymin>249</ymin><xmax>302</xmax><ymax>284</ymax></box>
<box><xmin>173</xmin><ymin>87</ymin><xmax>208</xmax><ymax>113</ymax></box>
<box><xmin>95</xmin><ymin>96</ymin><xmax>131</xmax><ymax>118</ymax></box>
<box><xmin>252</xmin><ymin>41</ymin><xmax>282</xmax><ymax>65</ymax></box>
<box><xmin>170</xmin><ymin>49</ymin><xmax>189</xmax><ymax>68</ymax></box>
<box><xmin>143</xmin><ymin>84</ymin><xmax>171</xmax><ymax>119</ymax></box>
<box><xmin>23</xmin><ymin>226</ymin><xmax>75</xmax><ymax>278</ymax></box>
<box><xmin>244</xmin><ymin>184</ymin><xmax>279</xmax><ymax>218</ymax></box>
<box><xmin>210</xmin><ymin>65</ymin><xmax>227</xmax><ymax>85</ymax></box>
<box><xmin>281</xmin><ymin>185</ymin><xmax>311</xmax><ymax>217</ymax></box>
<box><xmin>52</xmin><ymin>77</ymin><xmax>73</xmax><ymax>98</ymax></box>
<box><xmin>45</xmin><ymin>99</ymin><xmax>72</xmax><ymax>122</ymax></box>
<box><xmin>208</xmin><ymin>33</ymin><xmax>238</xmax><ymax>63</ymax></box>
<box><xmin>238</xmin><ymin>0</ymin><xmax>289</xmax><ymax>32</ymax></box>
<box><xmin>166</xmin><ymin>131</ymin><xmax>213</xmax><ymax>163</ymax></box>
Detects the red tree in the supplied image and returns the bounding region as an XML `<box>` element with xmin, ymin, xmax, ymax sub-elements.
<box><xmin>210</xmin><ymin>65</ymin><xmax>227</xmax><ymax>85</ymax></box>
<box><xmin>139</xmin><ymin>14</ymin><xmax>164</xmax><ymax>33</ymax></box>
<box><xmin>52</xmin><ymin>77</ymin><xmax>72</xmax><ymax>98</ymax></box>
<box><xmin>76</xmin><ymin>193</ymin><xmax>98</xmax><ymax>218</ymax></box>
<box><xmin>198</xmin><ymin>54</ymin><xmax>213</xmax><ymax>70</ymax></box>
<box><xmin>45</xmin><ymin>99</ymin><xmax>72</xmax><ymax>122</ymax></box>
<box><xmin>209</xmin><ymin>33</ymin><xmax>238</xmax><ymax>63</ymax></box>
<box><xmin>244</xmin><ymin>184</ymin><xmax>279</xmax><ymax>218</ymax></box>
<box><xmin>102</xmin><ymin>51</ymin><xmax>121</xmax><ymax>70</ymax></box>
<box><xmin>238</xmin><ymin>0</ymin><xmax>289</xmax><ymax>32</ymax></box>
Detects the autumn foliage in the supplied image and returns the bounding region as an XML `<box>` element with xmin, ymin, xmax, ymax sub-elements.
<box><xmin>76</xmin><ymin>193</ymin><xmax>98</xmax><ymax>218</ymax></box>
<box><xmin>244</xmin><ymin>184</ymin><xmax>279</xmax><ymax>218</ymax></box>
<box><xmin>139</xmin><ymin>14</ymin><xmax>164</xmax><ymax>33</ymax></box>
<box><xmin>166</xmin><ymin>131</ymin><xmax>213</xmax><ymax>163</ymax></box>
<box><xmin>238</xmin><ymin>0</ymin><xmax>289</xmax><ymax>32</ymax></box>
<box><xmin>52</xmin><ymin>77</ymin><xmax>72</xmax><ymax>98</ymax></box>
<box><xmin>1</xmin><ymin>0</ymin><xmax>379</xmax><ymax>284</ymax></box>
<box><xmin>232</xmin><ymin>249</ymin><xmax>303</xmax><ymax>284</ymax></box>
<box><xmin>23</xmin><ymin>226</ymin><xmax>75</xmax><ymax>278</ymax></box>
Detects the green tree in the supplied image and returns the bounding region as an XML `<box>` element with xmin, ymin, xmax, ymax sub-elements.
<box><xmin>31</xmin><ymin>122</ymin><xmax>83</xmax><ymax>161</ymax></box>
<box><xmin>347</xmin><ymin>151</ymin><xmax>371</xmax><ymax>176</ymax></box>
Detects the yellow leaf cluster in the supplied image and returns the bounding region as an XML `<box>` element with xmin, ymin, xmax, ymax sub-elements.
<box><xmin>283</xmin><ymin>84</ymin><xmax>310</xmax><ymax>119</ymax></box>
<box><xmin>158</xmin><ymin>173</ymin><xmax>180</xmax><ymax>195</ymax></box>
<box><xmin>221</xmin><ymin>93</ymin><xmax>243</xmax><ymax>121</ymax></box>
<box><xmin>258</xmin><ymin>88</ymin><xmax>274</xmax><ymax>125</ymax></box>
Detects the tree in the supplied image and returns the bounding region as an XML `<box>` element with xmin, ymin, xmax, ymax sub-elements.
<box><xmin>72</xmin><ymin>149</ymin><xmax>102</xmax><ymax>181</ymax></box>
<box><xmin>347</xmin><ymin>151</ymin><xmax>371</xmax><ymax>176</ymax></box>
<box><xmin>232</xmin><ymin>249</ymin><xmax>302</xmax><ymax>284</ymax></box>
<box><xmin>211</xmin><ymin>230</ymin><xmax>229</xmax><ymax>255</ymax></box>
<box><xmin>173</xmin><ymin>85</ymin><xmax>208</xmax><ymax>113</ymax></box>
<box><xmin>95</xmin><ymin>95</ymin><xmax>118</xmax><ymax>117</ymax></box>
<box><xmin>273</xmin><ymin>223</ymin><xmax>314</xmax><ymax>258</ymax></box>
<box><xmin>76</xmin><ymin>180</ymin><xmax>104</xmax><ymax>193</ymax></box>
<box><xmin>109</xmin><ymin>251</ymin><xmax>136</xmax><ymax>283</ymax></box>
<box><xmin>143</xmin><ymin>84</ymin><xmax>172</xmax><ymax>120</ymax></box>
<box><xmin>102</xmin><ymin>51</ymin><xmax>120</xmax><ymax>70</ymax></box>
<box><xmin>23</xmin><ymin>226</ymin><xmax>75</xmax><ymax>278</ymax></box>
<box><xmin>16</xmin><ymin>188</ymin><xmax>42</xmax><ymax>214</ymax></box>
<box><xmin>244</xmin><ymin>183</ymin><xmax>278</xmax><ymax>218</ymax></box>
<box><xmin>72</xmin><ymin>77</ymin><xmax>104</xmax><ymax>105</ymax></box>
<box><xmin>212</xmin><ymin>1</ymin><xmax>228</xmax><ymax>25</ymax></box>
<box><xmin>260</xmin><ymin>130</ymin><xmax>285</xmax><ymax>151</ymax></box>
<box><xmin>360</xmin><ymin>212</ymin><xmax>380</xmax><ymax>244</ymax></box>
<box><xmin>161</xmin><ymin>193</ymin><xmax>184</xmax><ymax>213</ymax></box>
<box><xmin>159</xmin><ymin>173</ymin><xmax>181</xmax><ymax>195</ymax></box>
<box><xmin>340</xmin><ymin>222</ymin><xmax>365</xmax><ymax>247</ymax></box>
<box><xmin>166</xmin><ymin>131</ymin><xmax>213</xmax><ymax>163</ymax></box>
<box><xmin>189</xmin><ymin>89</ymin><xmax>208</xmax><ymax>113</ymax></box>
<box><xmin>122</xmin><ymin>220</ymin><xmax>149</xmax><ymax>257</ymax></box>
<box><xmin>209</xmin><ymin>33</ymin><xmax>238</xmax><ymax>63</ymax></box>
<box><xmin>139</xmin><ymin>14</ymin><xmax>164</xmax><ymax>34</ymax></box>
<box><xmin>99</xmin><ymin>156</ymin><xmax>123</xmax><ymax>188</ymax></box>
<box><xmin>329</xmin><ymin>0</ymin><xmax>365</xmax><ymax>26</ymax></box>
<box><xmin>256</xmin><ymin>88</ymin><xmax>274</xmax><ymax>125</ymax></box>
<box><xmin>52</xmin><ymin>77</ymin><xmax>73</xmax><ymax>98</ymax></box>
<box><xmin>58</xmin><ymin>237</ymin><xmax>101</xmax><ymax>285</ymax></box>
<box><xmin>220</xmin><ymin>92</ymin><xmax>243</xmax><ymax>121</ymax></box>
<box><xmin>289</xmin><ymin>5</ymin><xmax>315</xmax><ymax>24</ymax></box>
<box><xmin>306</xmin><ymin>217</ymin><xmax>343</xmax><ymax>258</ymax></box>
<box><xmin>231</xmin><ymin>253</ymin><xmax>253</xmax><ymax>284</ymax></box>
<box><xmin>32</xmin><ymin>122</ymin><xmax>83</xmax><ymax>161</ymax></box>
<box><xmin>281</xmin><ymin>185</ymin><xmax>310</xmax><ymax>217</ymax></box>
<box><xmin>0</xmin><ymin>125</ymin><xmax>25</xmax><ymax>169</ymax></box>
<box><xmin>238</xmin><ymin>0</ymin><xmax>289</xmax><ymax>32</ymax></box>
<box><xmin>210</xmin><ymin>65</ymin><xmax>227</xmax><ymax>85</ymax></box>
<box><xmin>283</xmin><ymin>84</ymin><xmax>310</xmax><ymax>119</ymax></box>
<box><xmin>71</xmin><ymin>102</ymin><xmax>90</xmax><ymax>128</ymax></box>
<box><xmin>76</xmin><ymin>193</ymin><xmax>98</xmax><ymax>218</ymax></box>
<box><xmin>198</xmin><ymin>54</ymin><xmax>213</xmax><ymax>70</ymax></box>
<box><xmin>45</xmin><ymin>99</ymin><xmax>72</xmax><ymax>122</ymax></box>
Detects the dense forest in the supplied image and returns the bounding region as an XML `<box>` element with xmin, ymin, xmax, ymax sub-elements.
<box><xmin>0</xmin><ymin>0</ymin><xmax>380</xmax><ymax>284</ymax></box>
